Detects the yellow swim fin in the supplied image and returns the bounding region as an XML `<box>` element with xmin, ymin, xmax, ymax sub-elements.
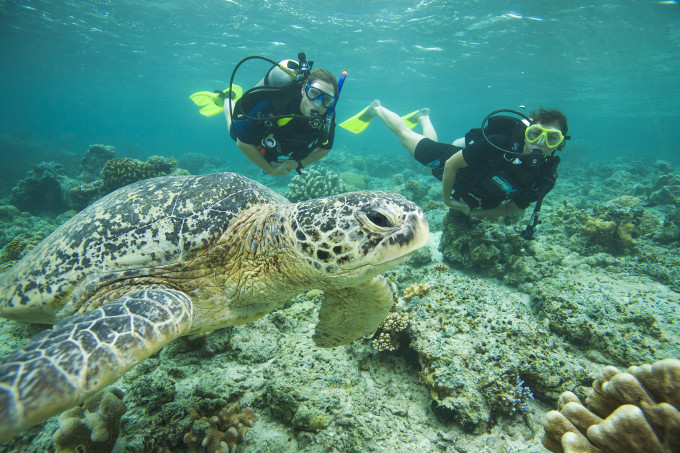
<box><xmin>338</xmin><ymin>100</ymin><xmax>380</xmax><ymax>134</ymax></box>
<box><xmin>190</xmin><ymin>85</ymin><xmax>243</xmax><ymax>117</ymax></box>
<box><xmin>400</xmin><ymin>110</ymin><xmax>422</xmax><ymax>130</ymax></box>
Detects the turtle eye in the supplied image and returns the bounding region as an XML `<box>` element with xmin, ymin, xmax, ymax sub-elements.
<box><xmin>365</xmin><ymin>210</ymin><xmax>392</xmax><ymax>228</ymax></box>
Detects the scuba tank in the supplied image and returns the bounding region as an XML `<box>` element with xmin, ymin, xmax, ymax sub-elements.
<box><xmin>256</xmin><ymin>59</ymin><xmax>297</xmax><ymax>87</ymax></box>
<box><xmin>255</xmin><ymin>56</ymin><xmax>310</xmax><ymax>88</ymax></box>
<box><xmin>227</xmin><ymin>53</ymin><xmax>313</xmax><ymax>122</ymax></box>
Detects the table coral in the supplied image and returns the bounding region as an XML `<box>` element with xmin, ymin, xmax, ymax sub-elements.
<box><xmin>53</xmin><ymin>387</ymin><xmax>126</xmax><ymax>453</ymax></box>
<box><xmin>183</xmin><ymin>402</ymin><xmax>255</xmax><ymax>453</ymax></box>
<box><xmin>541</xmin><ymin>358</ymin><xmax>680</xmax><ymax>453</ymax></box>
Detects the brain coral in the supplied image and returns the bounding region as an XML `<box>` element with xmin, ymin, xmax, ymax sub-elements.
<box><xmin>53</xmin><ymin>387</ymin><xmax>127</xmax><ymax>453</ymax></box>
<box><xmin>541</xmin><ymin>358</ymin><xmax>680</xmax><ymax>453</ymax></box>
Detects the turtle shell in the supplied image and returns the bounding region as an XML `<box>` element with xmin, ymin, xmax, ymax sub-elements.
<box><xmin>0</xmin><ymin>173</ymin><xmax>287</xmax><ymax>323</ymax></box>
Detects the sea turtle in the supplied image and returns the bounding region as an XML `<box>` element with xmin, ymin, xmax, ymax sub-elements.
<box><xmin>0</xmin><ymin>171</ymin><xmax>429</xmax><ymax>441</ymax></box>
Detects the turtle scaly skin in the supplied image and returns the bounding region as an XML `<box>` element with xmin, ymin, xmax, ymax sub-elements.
<box><xmin>0</xmin><ymin>172</ymin><xmax>429</xmax><ymax>441</ymax></box>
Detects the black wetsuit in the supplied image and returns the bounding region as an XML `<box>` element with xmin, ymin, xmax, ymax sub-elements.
<box><xmin>229</xmin><ymin>85</ymin><xmax>335</xmax><ymax>164</ymax></box>
<box><xmin>413</xmin><ymin>133</ymin><xmax>559</xmax><ymax>210</ymax></box>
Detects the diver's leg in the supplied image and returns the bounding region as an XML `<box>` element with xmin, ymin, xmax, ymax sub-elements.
<box><xmin>415</xmin><ymin>109</ymin><xmax>438</xmax><ymax>142</ymax></box>
<box><xmin>372</xmin><ymin>103</ymin><xmax>425</xmax><ymax>156</ymax></box>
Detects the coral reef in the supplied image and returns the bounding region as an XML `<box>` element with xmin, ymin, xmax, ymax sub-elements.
<box><xmin>285</xmin><ymin>167</ymin><xmax>350</xmax><ymax>202</ymax></box>
<box><xmin>531</xmin><ymin>270</ymin><xmax>679</xmax><ymax>364</ymax></box>
<box><xmin>440</xmin><ymin>209</ymin><xmax>525</xmax><ymax>276</ymax></box>
<box><xmin>403</xmin><ymin>272</ymin><xmax>600</xmax><ymax>434</ymax></box>
<box><xmin>101</xmin><ymin>158</ymin><xmax>159</xmax><ymax>193</ymax></box>
<box><xmin>183</xmin><ymin>402</ymin><xmax>255</xmax><ymax>453</ymax></box>
<box><xmin>339</xmin><ymin>171</ymin><xmax>368</xmax><ymax>190</ymax></box>
<box><xmin>403</xmin><ymin>178</ymin><xmax>431</xmax><ymax>205</ymax></box>
<box><xmin>291</xmin><ymin>405</ymin><xmax>328</xmax><ymax>433</ymax></box>
<box><xmin>654</xmin><ymin>209</ymin><xmax>680</xmax><ymax>245</ymax></box>
<box><xmin>177</xmin><ymin>152</ymin><xmax>225</xmax><ymax>175</ymax></box>
<box><xmin>647</xmin><ymin>173</ymin><xmax>680</xmax><ymax>206</ymax></box>
<box><xmin>403</xmin><ymin>282</ymin><xmax>431</xmax><ymax>301</ymax></box>
<box><xmin>9</xmin><ymin>161</ymin><xmax>76</xmax><ymax>215</ymax></box>
<box><xmin>485</xmin><ymin>374</ymin><xmax>535</xmax><ymax>417</ymax></box>
<box><xmin>372</xmin><ymin>310</ymin><xmax>410</xmax><ymax>352</ymax></box>
<box><xmin>145</xmin><ymin>155</ymin><xmax>178</xmax><ymax>175</ymax></box>
<box><xmin>66</xmin><ymin>180</ymin><xmax>105</xmax><ymax>211</ymax></box>
<box><xmin>433</xmin><ymin>262</ymin><xmax>449</xmax><ymax>274</ymax></box>
<box><xmin>0</xmin><ymin>204</ymin><xmax>20</xmax><ymax>220</ymax></box>
<box><xmin>580</xmin><ymin>196</ymin><xmax>650</xmax><ymax>255</ymax></box>
<box><xmin>53</xmin><ymin>387</ymin><xmax>126</xmax><ymax>453</ymax></box>
<box><xmin>100</xmin><ymin>155</ymin><xmax>183</xmax><ymax>193</ymax></box>
<box><xmin>77</xmin><ymin>144</ymin><xmax>116</xmax><ymax>183</ymax></box>
<box><xmin>0</xmin><ymin>235</ymin><xmax>34</xmax><ymax>264</ymax></box>
<box><xmin>126</xmin><ymin>369</ymin><xmax>177</xmax><ymax>413</ymax></box>
<box><xmin>541</xmin><ymin>358</ymin><xmax>680</xmax><ymax>453</ymax></box>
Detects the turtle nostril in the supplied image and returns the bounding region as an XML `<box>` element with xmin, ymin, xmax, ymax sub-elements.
<box><xmin>366</xmin><ymin>210</ymin><xmax>391</xmax><ymax>228</ymax></box>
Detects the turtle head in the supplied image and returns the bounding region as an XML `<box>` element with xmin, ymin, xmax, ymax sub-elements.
<box><xmin>290</xmin><ymin>191</ymin><xmax>430</xmax><ymax>284</ymax></box>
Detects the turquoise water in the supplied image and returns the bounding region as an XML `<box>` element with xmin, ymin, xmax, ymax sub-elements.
<box><xmin>1</xmin><ymin>0</ymin><xmax>679</xmax><ymax>171</ymax></box>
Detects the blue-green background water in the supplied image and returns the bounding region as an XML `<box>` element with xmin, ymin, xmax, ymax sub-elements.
<box><xmin>1</xmin><ymin>0</ymin><xmax>679</xmax><ymax>175</ymax></box>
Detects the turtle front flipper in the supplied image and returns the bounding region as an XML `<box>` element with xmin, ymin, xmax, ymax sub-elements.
<box><xmin>0</xmin><ymin>286</ymin><xmax>194</xmax><ymax>442</ymax></box>
<box><xmin>313</xmin><ymin>276</ymin><xmax>396</xmax><ymax>348</ymax></box>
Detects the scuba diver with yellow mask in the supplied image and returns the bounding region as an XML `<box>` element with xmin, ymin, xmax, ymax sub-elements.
<box><xmin>191</xmin><ymin>53</ymin><xmax>347</xmax><ymax>176</ymax></box>
<box><xmin>339</xmin><ymin>101</ymin><xmax>569</xmax><ymax>238</ymax></box>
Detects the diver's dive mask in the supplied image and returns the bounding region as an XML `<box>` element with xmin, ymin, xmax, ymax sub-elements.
<box><xmin>524</xmin><ymin>125</ymin><xmax>565</xmax><ymax>149</ymax></box>
<box><xmin>304</xmin><ymin>84</ymin><xmax>337</xmax><ymax>109</ymax></box>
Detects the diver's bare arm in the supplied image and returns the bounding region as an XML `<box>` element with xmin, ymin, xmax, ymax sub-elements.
<box><xmin>442</xmin><ymin>151</ymin><xmax>469</xmax><ymax>211</ymax></box>
<box><xmin>300</xmin><ymin>147</ymin><xmax>329</xmax><ymax>166</ymax></box>
<box><xmin>236</xmin><ymin>140</ymin><xmax>289</xmax><ymax>176</ymax></box>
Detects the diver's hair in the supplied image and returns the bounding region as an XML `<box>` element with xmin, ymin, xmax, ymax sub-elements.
<box><xmin>308</xmin><ymin>68</ymin><xmax>338</xmax><ymax>96</ymax></box>
<box><xmin>531</xmin><ymin>108</ymin><xmax>568</xmax><ymax>134</ymax></box>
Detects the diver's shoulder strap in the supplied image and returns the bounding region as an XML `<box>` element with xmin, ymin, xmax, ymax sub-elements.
<box><xmin>234</xmin><ymin>85</ymin><xmax>300</xmax><ymax>119</ymax></box>
<box><xmin>465</xmin><ymin>115</ymin><xmax>526</xmax><ymax>147</ymax></box>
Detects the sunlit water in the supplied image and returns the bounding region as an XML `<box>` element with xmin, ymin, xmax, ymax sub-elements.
<box><xmin>1</xmin><ymin>0</ymin><xmax>678</xmax><ymax>173</ymax></box>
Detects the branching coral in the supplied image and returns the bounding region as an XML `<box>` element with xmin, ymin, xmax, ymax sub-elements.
<box><xmin>1</xmin><ymin>237</ymin><xmax>31</xmax><ymax>263</ymax></box>
<box><xmin>285</xmin><ymin>168</ymin><xmax>350</xmax><ymax>202</ymax></box>
<box><xmin>100</xmin><ymin>156</ymin><xmax>179</xmax><ymax>193</ymax></box>
<box><xmin>183</xmin><ymin>402</ymin><xmax>255</xmax><ymax>453</ymax></box>
<box><xmin>484</xmin><ymin>374</ymin><xmax>535</xmax><ymax>417</ymax></box>
<box><xmin>541</xmin><ymin>358</ymin><xmax>680</xmax><ymax>453</ymax></box>
<box><xmin>372</xmin><ymin>310</ymin><xmax>410</xmax><ymax>351</ymax></box>
<box><xmin>404</xmin><ymin>283</ymin><xmax>431</xmax><ymax>301</ymax></box>
<box><xmin>53</xmin><ymin>387</ymin><xmax>127</xmax><ymax>453</ymax></box>
<box><xmin>101</xmin><ymin>158</ymin><xmax>157</xmax><ymax>192</ymax></box>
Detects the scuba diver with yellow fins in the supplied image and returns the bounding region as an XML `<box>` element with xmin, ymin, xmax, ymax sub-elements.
<box><xmin>191</xmin><ymin>52</ymin><xmax>347</xmax><ymax>176</ymax></box>
<box><xmin>340</xmin><ymin>100</ymin><xmax>569</xmax><ymax>239</ymax></box>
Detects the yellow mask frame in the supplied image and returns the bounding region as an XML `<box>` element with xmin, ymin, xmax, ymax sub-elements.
<box><xmin>524</xmin><ymin>124</ymin><xmax>565</xmax><ymax>149</ymax></box>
